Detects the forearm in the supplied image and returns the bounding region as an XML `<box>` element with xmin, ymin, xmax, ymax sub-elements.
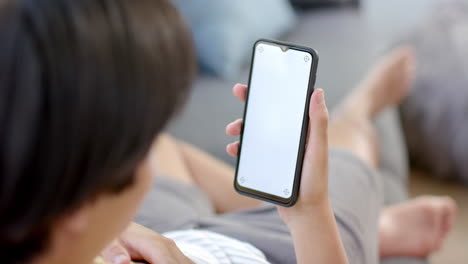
<box><xmin>287</xmin><ymin>201</ymin><xmax>349</xmax><ymax>264</ymax></box>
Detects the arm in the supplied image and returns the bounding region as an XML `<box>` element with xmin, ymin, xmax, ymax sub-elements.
<box><xmin>285</xmin><ymin>202</ymin><xmax>348</xmax><ymax>264</ymax></box>
<box><xmin>227</xmin><ymin>84</ymin><xmax>348</xmax><ymax>264</ymax></box>
<box><xmin>279</xmin><ymin>89</ymin><xmax>348</xmax><ymax>264</ymax></box>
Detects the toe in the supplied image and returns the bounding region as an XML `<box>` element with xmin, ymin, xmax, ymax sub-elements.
<box><xmin>428</xmin><ymin>197</ymin><xmax>457</xmax><ymax>252</ymax></box>
<box><xmin>440</xmin><ymin>197</ymin><xmax>458</xmax><ymax>238</ymax></box>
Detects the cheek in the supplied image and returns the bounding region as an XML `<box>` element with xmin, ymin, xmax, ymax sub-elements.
<box><xmin>81</xmin><ymin>161</ymin><xmax>156</xmax><ymax>253</ymax></box>
<box><xmin>111</xmin><ymin>157</ymin><xmax>156</xmax><ymax>223</ymax></box>
<box><xmin>106</xmin><ymin>161</ymin><xmax>154</xmax><ymax>233</ymax></box>
<box><xmin>133</xmin><ymin>159</ymin><xmax>155</xmax><ymax>202</ymax></box>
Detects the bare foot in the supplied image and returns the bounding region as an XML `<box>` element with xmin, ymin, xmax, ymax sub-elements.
<box><xmin>329</xmin><ymin>47</ymin><xmax>416</xmax><ymax>167</ymax></box>
<box><xmin>379</xmin><ymin>196</ymin><xmax>458</xmax><ymax>258</ymax></box>
<box><xmin>346</xmin><ymin>46</ymin><xmax>416</xmax><ymax>118</ymax></box>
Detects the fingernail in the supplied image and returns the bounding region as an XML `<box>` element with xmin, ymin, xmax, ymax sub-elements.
<box><xmin>315</xmin><ymin>89</ymin><xmax>324</xmax><ymax>105</ymax></box>
<box><xmin>113</xmin><ymin>255</ymin><xmax>129</xmax><ymax>264</ymax></box>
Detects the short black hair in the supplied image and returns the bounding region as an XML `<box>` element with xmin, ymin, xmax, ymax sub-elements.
<box><xmin>0</xmin><ymin>0</ymin><xmax>195</xmax><ymax>262</ymax></box>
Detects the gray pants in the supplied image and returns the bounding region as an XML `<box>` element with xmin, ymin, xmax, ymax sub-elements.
<box><xmin>136</xmin><ymin>109</ymin><xmax>426</xmax><ymax>264</ymax></box>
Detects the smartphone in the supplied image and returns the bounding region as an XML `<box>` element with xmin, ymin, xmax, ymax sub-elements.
<box><xmin>234</xmin><ymin>39</ymin><xmax>319</xmax><ymax>207</ymax></box>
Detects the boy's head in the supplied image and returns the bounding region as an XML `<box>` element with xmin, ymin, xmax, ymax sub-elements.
<box><xmin>0</xmin><ymin>0</ymin><xmax>195</xmax><ymax>263</ymax></box>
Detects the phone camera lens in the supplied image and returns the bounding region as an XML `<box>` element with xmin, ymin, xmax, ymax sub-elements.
<box><xmin>304</xmin><ymin>56</ymin><xmax>310</xmax><ymax>62</ymax></box>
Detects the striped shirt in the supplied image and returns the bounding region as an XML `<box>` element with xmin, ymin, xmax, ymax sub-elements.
<box><xmin>164</xmin><ymin>230</ymin><xmax>271</xmax><ymax>264</ymax></box>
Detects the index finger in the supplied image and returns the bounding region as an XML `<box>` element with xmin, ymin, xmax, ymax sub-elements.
<box><xmin>233</xmin><ymin>83</ymin><xmax>247</xmax><ymax>102</ymax></box>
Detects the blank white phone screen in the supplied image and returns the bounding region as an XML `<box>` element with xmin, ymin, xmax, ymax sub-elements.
<box><xmin>237</xmin><ymin>42</ymin><xmax>313</xmax><ymax>199</ymax></box>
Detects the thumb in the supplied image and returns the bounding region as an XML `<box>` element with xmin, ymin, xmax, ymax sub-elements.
<box><xmin>101</xmin><ymin>239</ymin><xmax>132</xmax><ymax>264</ymax></box>
<box><xmin>303</xmin><ymin>89</ymin><xmax>329</xmax><ymax>181</ymax></box>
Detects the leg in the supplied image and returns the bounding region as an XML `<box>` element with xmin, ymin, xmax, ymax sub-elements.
<box><xmin>135</xmin><ymin>134</ymin><xmax>218</xmax><ymax>232</ymax></box>
<box><xmin>154</xmin><ymin>134</ymin><xmax>193</xmax><ymax>185</ymax></box>
<box><xmin>329</xmin><ymin>47</ymin><xmax>416</xmax><ymax>168</ymax></box>
<box><xmin>154</xmin><ymin>134</ymin><xmax>261</xmax><ymax>214</ymax></box>
<box><xmin>325</xmin><ymin>47</ymin><xmax>415</xmax><ymax>263</ymax></box>
<box><xmin>176</xmin><ymin>140</ymin><xmax>262</xmax><ymax>213</ymax></box>
<box><xmin>327</xmin><ymin>149</ymin><xmax>384</xmax><ymax>264</ymax></box>
<box><xmin>375</xmin><ymin>109</ymin><xmax>410</xmax><ymax>205</ymax></box>
<box><xmin>327</xmin><ymin>47</ymin><xmax>456</xmax><ymax>260</ymax></box>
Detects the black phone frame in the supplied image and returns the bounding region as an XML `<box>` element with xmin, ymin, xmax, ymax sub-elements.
<box><xmin>234</xmin><ymin>39</ymin><xmax>319</xmax><ymax>207</ymax></box>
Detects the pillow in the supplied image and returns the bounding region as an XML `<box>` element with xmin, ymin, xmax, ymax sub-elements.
<box><xmin>398</xmin><ymin>0</ymin><xmax>468</xmax><ymax>184</ymax></box>
<box><xmin>173</xmin><ymin>0</ymin><xmax>296</xmax><ymax>78</ymax></box>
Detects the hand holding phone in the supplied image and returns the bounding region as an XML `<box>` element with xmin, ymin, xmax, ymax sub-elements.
<box><xmin>227</xmin><ymin>83</ymin><xmax>330</xmax><ymax>212</ymax></box>
<box><xmin>230</xmin><ymin>40</ymin><xmax>319</xmax><ymax>206</ymax></box>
